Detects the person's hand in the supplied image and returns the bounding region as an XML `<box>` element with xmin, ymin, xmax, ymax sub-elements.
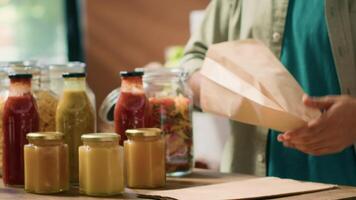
<box><xmin>278</xmin><ymin>95</ymin><xmax>356</xmax><ymax>156</ymax></box>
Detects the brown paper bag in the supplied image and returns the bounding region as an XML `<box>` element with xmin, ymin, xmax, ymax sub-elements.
<box><xmin>140</xmin><ymin>177</ymin><xmax>336</xmax><ymax>200</ymax></box>
<box><xmin>200</xmin><ymin>40</ymin><xmax>320</xmax><ymax>132</ymax></box>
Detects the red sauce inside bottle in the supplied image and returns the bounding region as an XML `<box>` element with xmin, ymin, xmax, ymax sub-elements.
<box><xmin>114</xmin><ymin>92</ymin><xmax>149</xmax><ymax>145</ymax></box>
<box><xmin>114</xmin><ymin>74</ymin><xmax>149</xmax><ymax>145</ymax></box>
<box><xmin>2</xmin><ymin>78</ymin><xmax>39</xmax><ymax>186</ymax></box>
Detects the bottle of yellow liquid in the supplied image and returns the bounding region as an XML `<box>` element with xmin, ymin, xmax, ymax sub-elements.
<box><xmin>56</xmin><ymin>73</ymin><xmax>95</xmax><ymax>183</ymax></box>
<box><xmin>79</xmin><ymin>133</ymin><xmax>124</xmax><ymax>196</ymax></box>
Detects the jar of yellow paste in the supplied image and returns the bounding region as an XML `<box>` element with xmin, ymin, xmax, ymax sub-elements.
<box><xmin>124</xmin><ymin>128</ymin><xmax>166</xmax><ymax>188</ymax></box>
<box><xmin>24</xmin><ymin>132</ymin><xmax>69</xmax><ymax>194</ymax></box>
<box><xmin>79</xmin><ymin>133</ymin><xmax>124</xmax><ymax>196</ymax></box>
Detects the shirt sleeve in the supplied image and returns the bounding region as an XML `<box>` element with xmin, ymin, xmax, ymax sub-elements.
<box><xmin>180</xmin><ymin>0</ymin><xmax>237</xmax><ymax>76</ymax></box>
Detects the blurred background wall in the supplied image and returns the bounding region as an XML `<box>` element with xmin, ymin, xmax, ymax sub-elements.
<box><xmin>83</xmin><ymin>0</ymin><xmax>210</xmax><ymax>109</ymax></box>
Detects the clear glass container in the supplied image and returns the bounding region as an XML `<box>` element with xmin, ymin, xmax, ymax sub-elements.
<box><xmin>24</xmin><ymin>132</ymin><xmax>69</xmax><ymax>194</ymax></box>
<box><xmin>37</xmin><ymin>65</ymin><xmax>58</xmax><ymax>132</ymax></box>
<box><xmin>98</xmin><ymin>88</ymin><xmax>118</xmax><ymax>132</ymax></box>
<box><xmin>3</xmin><ymin>74</ymin><xmax>39</xmax><ymax>186</ymax></box>
<box><xmin>79</xmin><ymin>133</ymin><xmax>124</xmax><ymax>196</ymax></box>
<box><xmin>7</xmin><ymin>61</ymin><xmax>41</xmax><ymax>91</ymax></box>
<box><xmin>124</xmin><ymin>128</ymin><xmax>165</xmax><ymax>188</ymax></box>
<box><xmin>49</xmin><ymin>62</ymin><xmax>96</xmax><ymax>113</ymax></box>
<box><xmin>56</xmin><ymin>73</ymin><xmax>96</xmax><ymax>183</ymax></box>
<box><xmin>144</xmin><ymin>68</ymin><xmax>194</xmax><ymax>177</ymax></box>
<box><xmin>7</xmin><ymin>62</ymin><xmax>59</xmax><ymax>132</ymax></box>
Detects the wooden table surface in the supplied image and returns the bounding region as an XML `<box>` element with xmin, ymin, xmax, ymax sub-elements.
<box><xmin>1</xmin><ymin>170</ymin><xmax>356</xmax><ymax>200</ymax></box>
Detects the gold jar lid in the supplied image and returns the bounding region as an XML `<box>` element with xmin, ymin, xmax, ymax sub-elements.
<box><xmin>27</xmin><ymin>132</ymin><xmax>64</xmax><ymax>140</ymax></box>
<box><xmin>81</xmin><ymin>133</ymin><xmax>120</xmax><ymax>142</ymax></box>
<box><xmin>125</xmin><ymin>128</ymin><xmax>162</xmax><ymax>137</ymax></box>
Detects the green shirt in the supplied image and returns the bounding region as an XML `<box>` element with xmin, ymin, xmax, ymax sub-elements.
<box><xmin>267</xmin><ymin>0</ymin><xmax>356</xmax><ymax>186</ymax></box>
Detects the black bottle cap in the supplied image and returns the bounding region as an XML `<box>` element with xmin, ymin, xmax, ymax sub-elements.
<box><xmin>62</xmin><ymin>72</ymin><xmax>86</xmax><ymax>78</ymax></box>
<box><xmin>8</xmin><ymin>73</ymin><xmax>33</xmax><ymax>79</ymax></box>
<box><xmin>119</xmin><ymin>71</ymin><xmax>144</xmax><ymax>77</ymax></box>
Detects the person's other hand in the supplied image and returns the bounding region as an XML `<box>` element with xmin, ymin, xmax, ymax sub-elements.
<box><xmin>278</xmin><ymin>95</ymin><xmax>356</xmax><ymax>156</ymax></box>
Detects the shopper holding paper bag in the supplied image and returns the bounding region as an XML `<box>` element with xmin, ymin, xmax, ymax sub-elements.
<box><xmin>181</xmin><ymin>0</ymin><xmax>356</xmax><ymax>186</ymax></box>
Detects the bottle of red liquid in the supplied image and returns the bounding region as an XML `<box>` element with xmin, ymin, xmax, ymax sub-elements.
<box><xmin>114</xmin><ymin>71</ymin><xmax>149</xmax><ymax>145</ymax></box>
<box><xmin>2</xmin><ymin>73</ymin><xmax>39</xmax><ymax>186</ymax></box>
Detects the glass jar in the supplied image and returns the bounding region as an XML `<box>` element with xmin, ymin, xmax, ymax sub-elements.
<box><xmin>144</xmin><ymin>68</ymin><xmax>194</xmax><ymax>177</ymax></box>
<box><xmin>56</xmin><ymin>73</ymin><xmax>96</xmax><ymax>183</ymax></box>
<box><xmin>36</xmin><ymin>65</ymin><xmax>59</xmax><ymax>132</ymax></box>
<box><xmin>24</xmin><ymin>132</ymin><xmax>69</xmax><ymax>194</ymax></box>
<box><xmin>98</xmin><ymin>88</ymin><xmax>118</xmax><ymax>132</ymax></box>
<box><xmin>114</xmin><ymin>71</ymin><xmax>150</xmax><ymax>145</ymax></box>
<box><xmin>0</xmin><ymin>66</ymin><xmax>9</xmax><ymax>176</ymax></box>
<box><xmin>3</xmin><ymin>74</ymin><xmax>40</xmax><ymax>186</ymax></box>
<box><xmin>49</xmin><ymin>62</ymin><xmax>96</xmax><ymax>113</ymax></box>
<box><xmin>7</xmin><ymin>61</ymin><xmax>41</xmax><ymax>91</ymax></box>
<box><xmin>8</xmin><ymin>62</ymin><xmax>59</xmax><ymax>132</ymax></box>
<box><xmin>79</xmin><ymin>133</ymin><xmax>124</xmax><ymax>196</ymax></box>
<box><xmin>124</xmin><ymin>128</ymin><xmax>165</xmax><ymax>189</ymax></box>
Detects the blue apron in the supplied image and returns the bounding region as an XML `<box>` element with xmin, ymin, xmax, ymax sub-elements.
<box><xmin>267</xmin><ymin>0</ymin><xmax>356</xmax><ymax>186</ymax></box>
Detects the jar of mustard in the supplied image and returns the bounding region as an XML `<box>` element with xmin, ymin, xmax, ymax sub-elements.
<box><xmin>79</xmin><ymin>133</ymin><xmax>124</xmax><ymax>196</ymax></box>
<box><xmin>124</xmin><ymin>128</ymin><xmax>166</xmax><ymax>189</ymax></box>
<box><xmin>24</xmin><ymin>132</ymin><xmax>69</xmax><ymax>194</ymax></box>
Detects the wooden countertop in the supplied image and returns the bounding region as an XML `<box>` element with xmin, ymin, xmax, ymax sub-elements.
<box><xmin>1</xmin><ymin>170</ymin><xmax>356</xmax><ymax>199</ymax></box>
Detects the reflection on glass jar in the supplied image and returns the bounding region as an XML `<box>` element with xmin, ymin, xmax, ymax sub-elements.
<box><xmin>144</xmin><ymin>68</ymin><xmax>194</xmax><ymax>177</ymax></box>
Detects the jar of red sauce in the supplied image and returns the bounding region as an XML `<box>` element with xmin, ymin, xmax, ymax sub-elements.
<box><xmin>2</xmin><ymin>73</ymin><xmax>39</xmax><ymax>186</ymax></box>
<box><xmin>114</xmin><ymin>71</ymin><xmax>149</xmax><ymax>145</ymax></box>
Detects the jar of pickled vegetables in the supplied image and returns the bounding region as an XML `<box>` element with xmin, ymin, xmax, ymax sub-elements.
<box><xmin>144</xmin><ymin>68</ymin><xmax>193</xmax><ymax>177</ymax></box>
<box><xmin>24</xmin><ymin>132</ymin><xmax>69</xmax><ymax>194</ymax></box>
<box><xmin>124</xmin><ymin>128</ymin><xmax>165</xmax><ymax>188</ymax></box>
<box><xmin>79</xmin><ymin>133</ymin><xmax>124</xmax><ymax>196</ymax></box>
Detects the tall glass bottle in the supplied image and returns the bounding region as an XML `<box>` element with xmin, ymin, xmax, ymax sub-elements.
<box><xmin>2</xmin><ymin>74</ymin><xmax>39</xmax><ymax>186</ymax></box>
<box><xmin>56</xmin><ymin>73</ymin><xmax>95</xmax><ymax>183</ymax></box>
<box><xmin>114</xmin><ymin>71</ymin><xmax>149</xmax><ymax>145</ymax></box>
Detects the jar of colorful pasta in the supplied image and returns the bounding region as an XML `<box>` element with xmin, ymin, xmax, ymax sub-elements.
<box><xmin>144</xmin><ymin>68</ymin><xmax>193</xmax><ymax>177</ymax></box>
